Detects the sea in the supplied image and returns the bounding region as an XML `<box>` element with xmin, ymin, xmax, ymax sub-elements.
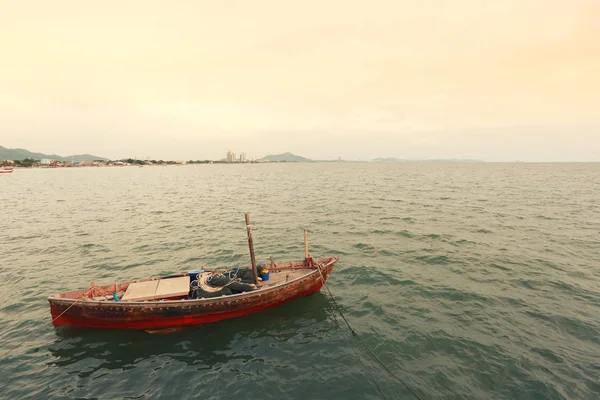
<box><xmin>1</xmin><ymin>163</ymin><xmax>599</xmax><ymax>399</ymax></box>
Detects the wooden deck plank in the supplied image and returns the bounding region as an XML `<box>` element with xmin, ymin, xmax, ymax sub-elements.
<box><xmin>155</xmin><ymin>277</ymin><xmax>190</xmax><ymax>300</ymax></box>
<box><xmin>121</xmin><ymin>280</ymin><xmax>159</xmax><ymax>302</ymax></box>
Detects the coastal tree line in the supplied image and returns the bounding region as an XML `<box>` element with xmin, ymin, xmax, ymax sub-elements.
<box><xmin>2</xmin><ymin>158</ymin><xmax>36</xmax><ymax>167</ymax></box>
<box><xmin>0</xmin><ymin>158</ymin><xmax>221</xmax><ymax>167</ymax></box>
<box><xmin>1</xmin><ymin>158</ymin><xmax>292</xmax><ymax>167</ymax></box>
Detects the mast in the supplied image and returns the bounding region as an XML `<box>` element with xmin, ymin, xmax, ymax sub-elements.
<box><xmin>304</xmin><ymin>228</ymin><xmax>309</xmax><ymax>259</ymax></box>
<box><xmin>245</xmin><ymin>213</ymin><xmax>259</xmax><ymax>284</ymax></box>
<box><xmin>305</xmin><ymin>228</ymin><xmax>312</xmax><ymax>268</ymax></box>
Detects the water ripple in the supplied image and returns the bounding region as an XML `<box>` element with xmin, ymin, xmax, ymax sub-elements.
<box><xmin>1</xmin><ymin>163</ymin><xmax>600</xmax><ymax>399</ymax></box>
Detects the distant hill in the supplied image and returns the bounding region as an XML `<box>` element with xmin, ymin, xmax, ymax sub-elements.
<box><xmin>372</xmin><ymin>157</ymin><xmax>484</xmax><ymax>163</ymax></box>
<box><xmin>261</xmin><ymin>152</ymin><xmax>313</xmax><ymax>162</ymax></box>
<box><xmin>0</xmin><ymin>145</ymin><xmax>108</xmax><ymax>161</ymax></box>
<box><xmin>373</xmin><ymin>157</ymin><xmax>405</xmax><ymax>162</ymax></box>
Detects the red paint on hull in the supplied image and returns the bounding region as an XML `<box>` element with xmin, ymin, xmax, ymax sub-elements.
<box><xmin>49</xmin><ymin>260</ymin><xmax>336</xmax><ymax>330</ymax></box>
<box><xmin>51</xmin><ymin>283</ymin><xmax>322</xmax><ymax>329</ymax></box>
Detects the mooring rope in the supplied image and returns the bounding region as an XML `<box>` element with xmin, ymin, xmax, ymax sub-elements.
<box><xmin>313</xmin><ymin>258</ymin><xmax>424</xmax><ymax>400</ymax></box>
<box><xmin>320</xmin><ymin>274</ymin><xmax>390</xmax><ymax>400</ymax></box>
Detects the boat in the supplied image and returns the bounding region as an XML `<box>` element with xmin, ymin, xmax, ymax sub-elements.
<box><xmin>0</xmin><ymin>167</ymin><xmax>13</xmax><ymax>173</ymax></box>
<box><xmin>48</xmin><ymin>214</ymin><xmax>338</xmax><ymax>330</ymax></box>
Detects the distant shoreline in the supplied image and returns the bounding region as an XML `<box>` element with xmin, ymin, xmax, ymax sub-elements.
<box><xmin>4</xmin><ymin>161</ymin><xmax>599</xmax><ymax>170</ymax></box>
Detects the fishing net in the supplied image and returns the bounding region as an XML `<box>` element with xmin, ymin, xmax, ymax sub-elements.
<box><xmin>190</xmin><ymin>271</ymin><xmax>258</xmax><ymax>299</ymax></box>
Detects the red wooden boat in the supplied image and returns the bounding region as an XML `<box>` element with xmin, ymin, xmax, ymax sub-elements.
<box><xmin>0</xmin><ymin>167</ymin><xmax>13</xmax><ymax>173</ymax></box>
<box><xmin>48</xmin><ymin>214</ymin><xmax>338</xmax><ymax>330</ymax></box>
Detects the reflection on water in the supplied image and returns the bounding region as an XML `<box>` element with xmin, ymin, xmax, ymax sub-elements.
<box><xmin>48</xmin><ymin>294</ymin><xmax>332</xmax><ymax>372</ymax></box>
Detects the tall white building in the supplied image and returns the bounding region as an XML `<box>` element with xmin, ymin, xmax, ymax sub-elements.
<box><xmin>226</xmin><ymin>150</ymin><xmax>237</xmax><ymax>163</ymax></box>
<box><xmin>239</xmin><ymin>152</ymin><xmax>247</xmax><ymax>163</ymax></box>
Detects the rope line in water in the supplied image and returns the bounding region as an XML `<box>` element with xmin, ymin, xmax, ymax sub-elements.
<box><xmin>314</xmin><ymin>258</ymin><xmax>423</xmax><ymax>400</ymax></box>
<box><xmin>323</xmin><ymin>284</ymin><xmax>390</xmax><ymax>400</ymax></box>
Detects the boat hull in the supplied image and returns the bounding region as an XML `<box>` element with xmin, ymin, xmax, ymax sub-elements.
<box><xmin>48</xmin><ymin>261</ymin><xmax>335</xmax><ymax>330</ymax></box>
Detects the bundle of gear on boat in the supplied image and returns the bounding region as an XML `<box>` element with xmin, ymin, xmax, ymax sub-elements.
<box><xmin>189</xmin><ymin>265</ymin><xmax>269</xmax><ymax>299</ymax></box>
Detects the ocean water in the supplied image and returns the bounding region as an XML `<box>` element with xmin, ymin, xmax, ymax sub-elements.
<box><xmin>1</xmin><ymin>163</ymin><xmax>599</xmax><ymax>399</ymax></box>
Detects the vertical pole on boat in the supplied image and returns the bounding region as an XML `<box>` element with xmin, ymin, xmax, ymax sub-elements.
<box><xmin>304</xmin><ymin>229</ymin><xmax>309</xmax><ymax>259</ymax></box>
<box><xmin>245</xmin><ymin>213</ymin><xmax>259</xmax><ymax>285</ymax></box>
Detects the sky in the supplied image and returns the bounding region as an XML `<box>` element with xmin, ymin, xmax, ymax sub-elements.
<box><xmin>1</xmin><ymin>0</ymin><xmax>599</xmax><ymax>161</ymax></box>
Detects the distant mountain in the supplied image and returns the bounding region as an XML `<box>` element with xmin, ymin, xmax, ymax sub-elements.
<box><xmin>0</xmin><ymin>145</ymin><xmax>108</xmax><ymax>161</ymax></box>
<box><xmin>372</xmin><ymin>157</ymin><xmax>484</xmax><ymax>163</ymax></box>
<box><xmin>373</xmin><ymin>157</ymin><xmax>405</xmax><ymax>162</ymax></box>
<box><xmin>261</xmin><ymin>152</ymin><xmax>313</xmax><ymax>162</ymax></box>
<box><xmin>64</xmin><ymin>154</ymin><xmax>108</xmax><ymax>162</ymax></box>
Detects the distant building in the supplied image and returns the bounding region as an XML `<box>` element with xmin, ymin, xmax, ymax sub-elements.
<box><xmin>239</xmin><ymin>152</ymin><xmax>247</xmax><ymax>163</ymax></box>
<box><xmin>41</xmin><ymin>158</ymin><xmax>51</xmax><ymax>165</ymax></box>
<box><xmin>226</xmin><ymin>150</ymin><xmax>237</xmax><ymax>163</ymax></box>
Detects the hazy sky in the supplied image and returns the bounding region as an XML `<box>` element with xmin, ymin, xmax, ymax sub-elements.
<box><xmin>1</xmin><ymin>0</ymin><xmax>599</xmax><ymax>161</ymax></box>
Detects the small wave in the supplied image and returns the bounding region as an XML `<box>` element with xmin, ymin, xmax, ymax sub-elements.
<box><xmin>524</xmin><ymin>311</ymin><xmax>599</xmax><ymax>344</ymax></box>
<box><xmin>395</xmin><ymin>230</ymin><xmax>414</xmax><ymax>238</ymax></box>
<box><xmin>489</xmin><ymin>263</ymin><xmax>512</xmax><ymax>271</ymax></box>
<box><xmin>338</xmin><ymin>265</ymin><xmax>417</xmax><ymax>288</ymax></box>
<box><xmin>378</xmin><ymin>249</ymin><xmax>399</xmax><ymax>256</ymax></box>
<box><xmin>535</xmin><ymin>215</ymin><xmax>558</xmax><ymax>220</ymax></box>
<box><xmin>414</xmin><ymin>286</ymin><xmax>495</xmax><ymax>304</ymax></box>
<box><xmin>352</xmin><ymin>243</ymin><xmax>376</xmax><ymax>253</ymax></box>
<box><xmin>530</xmin><ymin>347</ymin><xmax>564</xmax><ymax>364</ymax></box>
<box><xmin>8</xmin><ymin>234</ymin><xmax>44</xmax><ymax>241</ymax></box>
<box><xmin>535</xmin><ymin>258</ymin><xmax>565</xmax><ymax>272</ymax></box>
<box><xmin>415</xmin><ymin>255</ymin><xmax>454</xmax><ymax>265</ymax></box>
<box><xmin>371</xmin><ymin>229</ymin><xmax>393</xmax><ymax>235</ymax></box>
<box><xmin>453</xmin><ymin>239</ymin><xmax>476</xmax><ymax>246</ymax></box>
